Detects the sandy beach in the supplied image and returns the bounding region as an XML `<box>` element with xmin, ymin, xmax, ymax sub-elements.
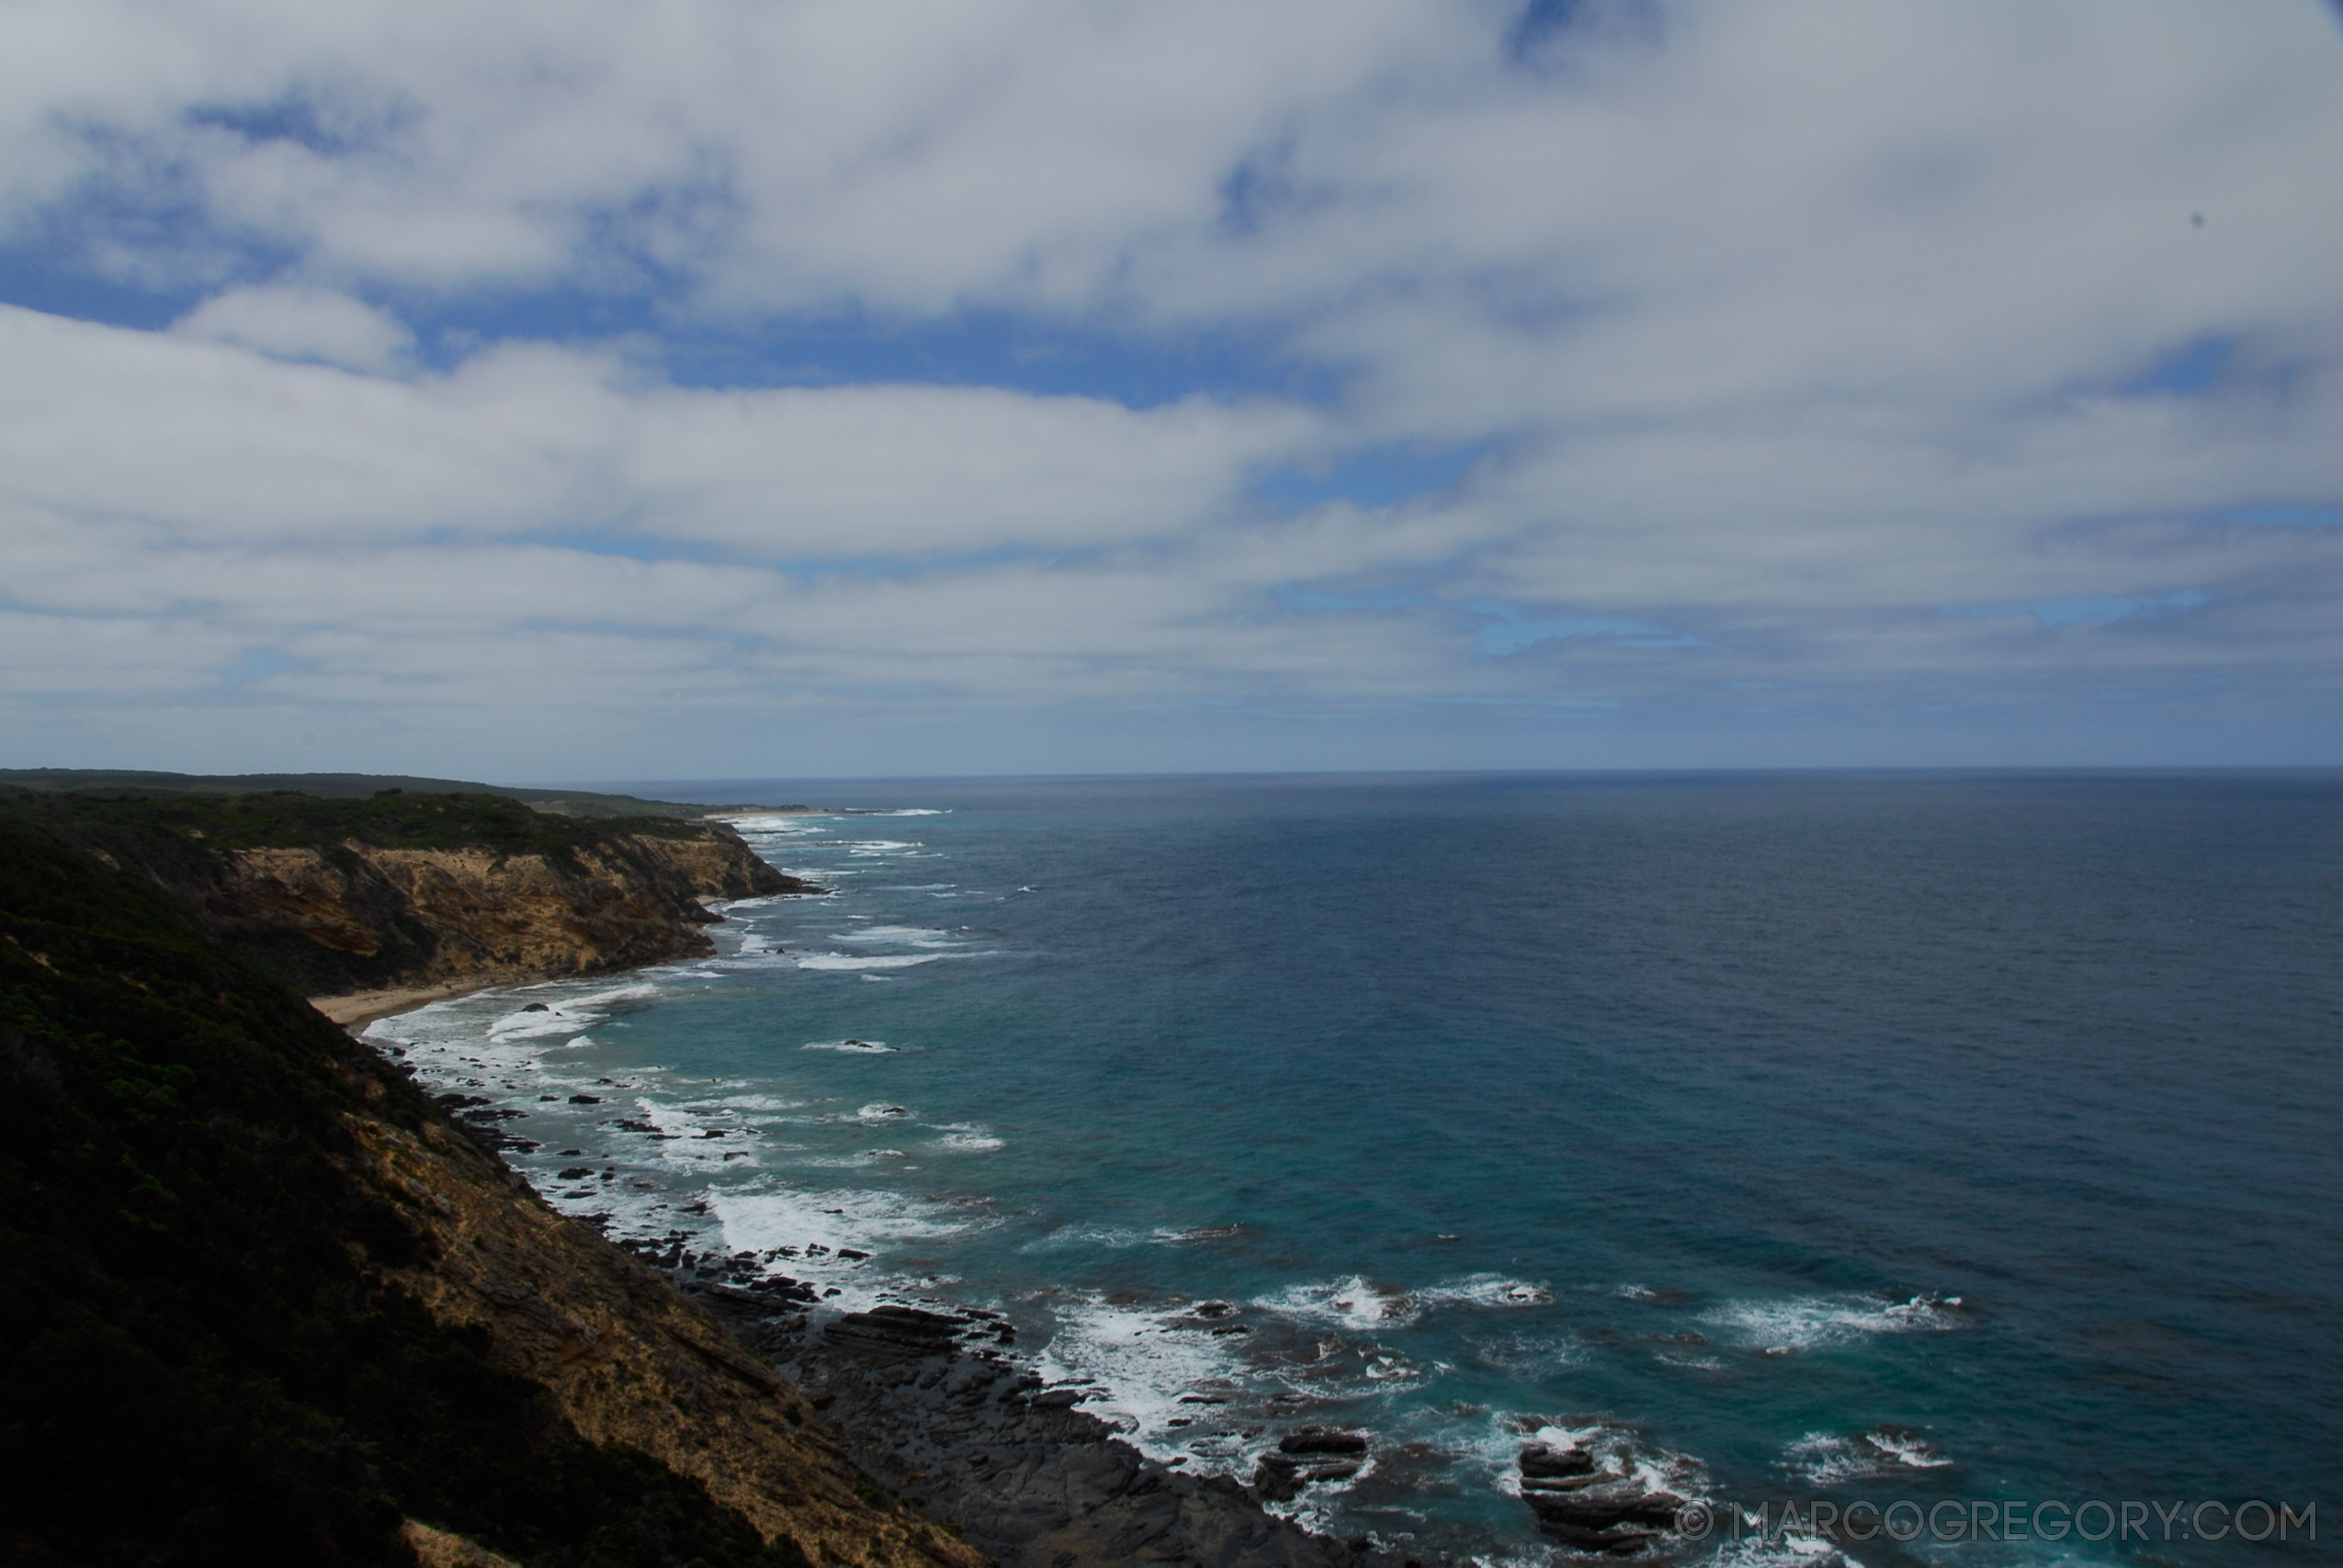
<box><xmin>311</xmin><ymin>975</ymin><xmax>524</xmax><ymax>1029</ymax></box>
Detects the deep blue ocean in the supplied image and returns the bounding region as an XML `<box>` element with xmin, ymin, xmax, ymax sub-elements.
<box><xmin>367</xmin><ymin>773</ymin><xmax>2341</xmax><ymax>1566</ymax></box>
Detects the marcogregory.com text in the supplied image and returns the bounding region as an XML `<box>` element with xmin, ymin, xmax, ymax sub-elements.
<box><xmin>1673</xmin><ymin>1498</ymin><xmax>2315</xmax><ymax>1546</ymax></box>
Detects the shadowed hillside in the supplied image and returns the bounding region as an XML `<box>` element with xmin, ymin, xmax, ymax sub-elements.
<box><xmin>0</xmin><ymin>816</ymin><xmax>977</xmax><ymax>1568</ymax></box>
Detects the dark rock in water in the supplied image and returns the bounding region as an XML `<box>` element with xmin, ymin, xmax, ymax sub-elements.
<box><xmin>557</xmin><ymin>1166</ymin><xmax>595</xmax><ymax>1179</ymax></box>
<box><xmin>1522</xmin><ymin>1482</ymin><xmax>1684</xmax><ymax>1552</ymax></box>
<box><xmin>822</xmin><ymin>1304</ymin><xmax>966</xmax><ymax>1360</ymax></box>
<box><xmin>657</xmin><ymin>1270</ymin><xmax>1411</xmax><ymax>1568</ymax></box>
<box><xmin>569</xmin><ymin>1094</ymin><xmax>603</xmax><ymax>1104</ymax></box>
<box><xmin>1520</xmin><ymin>1442</ymin><xmax>1596</xmax><ymax>1479</ymax></box>
<box><xmin>1254</xmin><ymin>1441</ymin><xmax>1364</xmax><ymax>1502</ymax></box>
<box><xmin>835</xmin><ymin>1247</ymin><xmax>871</xmax><ymax>1260</ymax></box>
<box><xmin>435</xmin><ymin>1091</ymin><xmax>491</xmax><ymax>1109</ymax></box>
<box><xmin>1253</xmin><ymin>1451</ymin><xmax>1304</xmax><ymax>1502</ymax></box>
<box><xmin>522</xmin><ymin>1001</ymin><xmax>549</xmax><ymax>1011</ymax></box>
<box><xmin>685</xmin><ymin>1279</ymin><xmax>815</xmax><ymax>1314</ymax></box>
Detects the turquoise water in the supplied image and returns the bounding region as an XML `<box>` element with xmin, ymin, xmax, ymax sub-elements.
<box><xmin>369</xmin><ymin>773</ymin><xmax>2341</xmax><ymax>1564</ymax></box>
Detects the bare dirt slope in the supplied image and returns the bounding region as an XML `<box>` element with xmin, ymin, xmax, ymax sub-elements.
<box><xmin>348</xmin><ymin>1082</ymin><xmax>984</xmax><ymax>1568</ymax></box>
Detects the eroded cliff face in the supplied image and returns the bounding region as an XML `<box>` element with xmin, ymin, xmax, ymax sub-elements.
<box><xmin>0</xmin><ymin>809</ymin><xmax>955</xmax><ymax>1567</ymax></box>
<box><xmin>345</xmin><ymin>1098</ymin><xmax>984</xmax><ymax>1568</ymax></box>
<box><xmin>189</xmin><ymin>825</ymin><xmax>816</xmax><ymax>997</ymax></box>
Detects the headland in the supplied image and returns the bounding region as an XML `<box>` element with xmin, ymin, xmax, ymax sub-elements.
<box><xmin>0</xmin><ymin>774</ymin><xmax>1415</xmax><ymax>1567</ymax></box>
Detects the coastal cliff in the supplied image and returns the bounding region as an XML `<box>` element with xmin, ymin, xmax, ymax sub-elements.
<box><xmin>0</xmin><ymin>794</ymin><xmax>1400</xmax><ymax>1568</ymax></box>
<box><xmin>204</xmin><ymin>831</ymin><xmax>794</xmax><ymax>992</ymax></box>
<box><xmin>0</xmin><ymin>788</ymin><xmax>820</xmax><ymax>1004</ymax></box>
<box><xmin>0</xmin><ymin>813</ymin><xmax>972</xmax><ymax>1568</ymax></box>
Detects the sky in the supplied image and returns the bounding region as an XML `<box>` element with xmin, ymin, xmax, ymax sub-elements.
<box><xmin>2</xmin><ymin>0</ymin><xmax>2340</xmax><ymax>781</ymax></box>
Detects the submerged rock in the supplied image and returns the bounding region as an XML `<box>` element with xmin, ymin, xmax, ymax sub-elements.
<box><xmin>1521</xmin><ymin>1480</ymin><xmax>1684</xmax><ymax>1552</ymax></box>
<box><xmin>1519</xmin><ymin>1442</ymin><xmax>1597</xmax><ymax>1482</ymax></box>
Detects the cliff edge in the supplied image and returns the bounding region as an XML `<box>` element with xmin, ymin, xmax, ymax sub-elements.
<box><xmin>0</xmin><ymin>788</ymin><xmax>821</xmax><ymax>1006</ymax></box>
<box><xmin>0</xmin><ymin>813</ymin><xmax>971</xmax><ymax>1568</ymax></box>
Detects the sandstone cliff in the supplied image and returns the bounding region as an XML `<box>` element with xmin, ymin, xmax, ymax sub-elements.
<box><xmin>0</xmin><ymin>788</ymin><xmax>821</xmax><ymax>1001</ymax></box>
<box><xmin>0</xmin><ymin>811</ymin><xmax>965</xmax><ymax>1568</ymax></box>
<box><xmin>205</xmin><ymin>829</ymin><xmax>809</xmax><ymax>994</ymax></box>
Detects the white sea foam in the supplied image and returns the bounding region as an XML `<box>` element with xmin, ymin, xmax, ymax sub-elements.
<box><xmin>933</xmin><ymin>1130</ymin><xmax>1005</xmax><ymax>1153</ymax></box>
<box><xmin>719</xmin><ymin>1093</ymin><xmax>805</xmax><ymax>1112</ymax></box>
<box><xmin>1701</xmin><ymin>1533</ymin><xmax>1866</xmax><ymax>1568</ymax></box>
<box><xmin>712</xmin><ymin>892</ymin><xmax>795</xmax><ymax>911</ymax></box>
<box><xmin>1255</xmin><ymin>1272</ymin><xmax>1551</xmax><ymax>1334</ymax></box>
<box><xmin>1703</xmin><ymin>1293</ymin><xmax>1965</xmax><ymax>1354</ymax></box>
<box><xmin>829</xmin><ymin>925</ymin><xmax>962</xmax><ymax>948</ymax></box>
<box><xmin>461</xmin><ymin>980</ymin><xmax>663</xmax><ymax>1043</ymax></box>
<box><xmin>715</xmin><ymin>1184</ymin><xmax>979</xmax><ymax>1260</ymax></box>
<box><xmin>796</xmin><ymin>952</ymin><xmax>942</xmax><ymax>971</ymax></box>
<box><xmin>801</xmin><ymin>1038</ymin><xmax>900</xmax><ymax>1053</ymax></box>
<box><xmin>855</xmin><ymin>1102</ymin><xmax>912</xmax><ymax>1122</ymax></box>
<box><xmin>1419</xmin><ymin>1273</ymin><xmax>1555</xmax><ymax>1310</ymax></box>
<box><xmin>719</xmin><ymin>814</ymin><xmax>835</xmax><ymax>835</ymax></box>
<box><xmin>1036</xmin><ymin>1297</ymin><xmax>1258</xmax><ymax>1462</ymax></box>
<box><xmin>1783</xmin><ymin>1427</ymin><xmax>1952</xmax><ymax>1484</ymax></box>
<box><xmin>1257</xmin><ymin>1275</ymin><xmax>1421</xmax><ymax>1330</ymax></box>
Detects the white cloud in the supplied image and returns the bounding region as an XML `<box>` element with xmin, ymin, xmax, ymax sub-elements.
<box><xmin>1</xmin><ymin>2</ymin><xmax>2340</xmax><ymax>771</ymax></box>
<box><xmin>172</xmin><ymin>286</ymin><xmax>415</xmax><ymax>372</ymax></box>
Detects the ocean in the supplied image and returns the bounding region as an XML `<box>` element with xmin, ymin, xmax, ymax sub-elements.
<box><xmin>364</xmin><ymin>772</ymin><xmax>2342</xmax><ymax>1565</ymax></box>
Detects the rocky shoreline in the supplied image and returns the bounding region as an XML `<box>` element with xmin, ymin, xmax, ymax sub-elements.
<box><xmin>577</xmin><ymin>1227</ymin><xmax>1705</xmax><ymax>1567</ymax></box>
<box><xmin>635</xmin><ymin>1239</ymin><xmax>1418</xmax><ymax>1568</ymax></box>
<box><xmin>403</xmin><ymin>1047</ymin><xmax>1430</xmax><ymax>1567</ymax></box>
<box><xmin>408</xmin><ymin>1030</ymin><xmax>1711</xmax><ymax>1567</ymax></box>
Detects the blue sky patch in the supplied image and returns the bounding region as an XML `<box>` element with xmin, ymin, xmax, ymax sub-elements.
<box><xmin>1251</xmin><ymin>443</ymin><xmax>1491</xmax><ymax>513</ymax></box>
<box><xmin>1472</xmin><ymin>610</ymin><xmax>1696</xmax><ymax>656</ymax></box>
<box><xmin>2118</xmin><ymin>336</ymin><xmax>2232</xmax><ymax>397</ymax></box>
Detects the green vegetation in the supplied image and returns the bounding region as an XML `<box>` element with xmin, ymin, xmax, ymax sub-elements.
<box><xmin>0</xmin><ymin>816</ymin><xmax>809</xmax><ymax>1567</ymax></box>
<box><xmin>0</xmin><ymin>786</ymin><xmax>704</xmax><ymax>854</ymax></box>
<box><xmin>0</xmin><ymin>768</ymin><xmax>809</xmax><ymax>821</ymax></box>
